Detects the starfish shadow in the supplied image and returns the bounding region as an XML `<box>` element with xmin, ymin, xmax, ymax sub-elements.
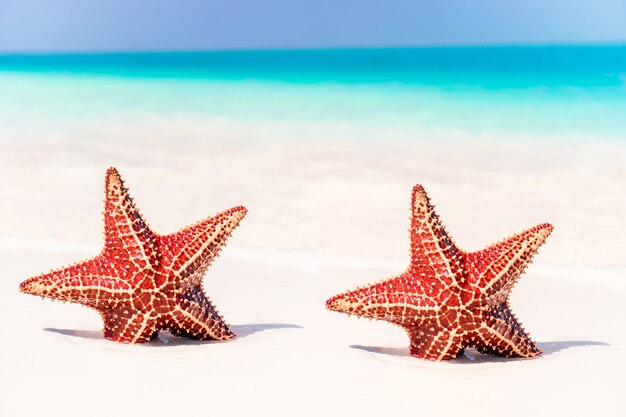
<box><xmin>350</xmin><ymin>345</ymin><xmax>410</xmax><ymax>357</ymax></box>
<box><xmin>350</xmin><ymin>340</ymin><xmax>608</xmax><ymax>363</ymax></box>
<box><xmin>44</xmin><ymin>322</ymin><xmax>303</xmax><ymax>346</ymax></box>
<box><xmin>537</xmin><ymin>340</ymin><xmax>609</xmax><ymax>355</ymax></box>
<box><xmin>44</xmin><ymin>328</ymin><xmax>102</xmax><ymax>340</ymax></box>
<box><xmin>44</xmin><ymin>327</ymin><xmax>224</xmax><ymax>347</ymax></box>
<box><xmin>231</xmin><ymin>323</ymin><xmax>303</xmax><ymax>338</ymax></box>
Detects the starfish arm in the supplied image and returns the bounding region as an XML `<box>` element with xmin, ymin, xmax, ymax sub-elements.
<box><xmin>20</xmin><ymin>257</ymin><xmax>133</xmax><ymax>308</ymax></box>
<box><xmin>326</xmin><ymin>273</ymin><xmax>440</xmax><ymax>326</ymax></box>
<box><xmin>102</xmin><ymin>168</ymin><xmax>159</xmax><ymax>269</ymax></box>
<box><xmin>167</xmin><ymin>285</ymin><xmax>235</xmax><ymax>340</ymax></box>
<box><xmin>466</xmin><ymin>223</ymin><xmax>553</xmax><ymax>298</ymax></box>
<box><xmin>407</xmin><ymin>325</ymin><xmax>466</xmax><ymax>360</ymax></box>
<box><xmin>102</xmin><ymin>310</ymin><xmax>158</xmax><ymax>343</ymax></box>
<box><xmin>409</xmin><ymin>185</ymin><xmax>463</xmax><ymax>288</ymax></box>
<box><xmin>160</xmin><ymin>206</ymin><xmax>247</xmax><ymax>286</ymax></box>
<box><xmin>468</xmin><ymin>302</ymin><xmax>541</xmax><ymax>357</ymax></box>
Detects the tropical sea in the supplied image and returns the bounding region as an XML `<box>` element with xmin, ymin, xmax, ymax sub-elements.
<box><xmin>1</xmin><ymin>45</ymin><xmax>626</xmax><ymax>136</ymax></box>
<box><xmin>1</xmin><ymin>44</ymin><xmax>626</xmax><ymax>265</ymax></box>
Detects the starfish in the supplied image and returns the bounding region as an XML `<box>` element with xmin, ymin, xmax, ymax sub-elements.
<box><xmin>20</xmin><ymin>167</ymin><xmax>247</xmax><ymax>343</ymax></box>
<box><xmin>326</xmin><ymin>185</ymin><xmax>553</xmax><ymax>361</ymax></box>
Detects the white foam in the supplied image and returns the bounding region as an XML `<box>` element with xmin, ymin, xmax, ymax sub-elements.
<box><xmin>4</xmin><ymin>233</ymin><xmax>624</xmax><ymax>291</ymax></box>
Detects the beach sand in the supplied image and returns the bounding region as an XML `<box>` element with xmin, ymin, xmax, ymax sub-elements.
<box><xmin>1</xmin><ymin>116</ymin><xmax>625</xmax><ymax>416</ymax></box>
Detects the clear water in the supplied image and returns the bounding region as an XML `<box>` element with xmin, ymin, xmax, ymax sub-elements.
<box><xmin>1</xmin><ymin>45</ymin><xmax>625</xmax><ymax>137</ymax></box>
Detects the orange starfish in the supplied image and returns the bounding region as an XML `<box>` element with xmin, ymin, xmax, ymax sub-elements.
<box><xmin>326</xmin><ymin>185</ymin><xmax>553</xmax><ymax>360</ymax></box>
<box><xmin>20</xmin><ymin>168</ymin><xmax>247</xmax><ymax>343</ymax></box>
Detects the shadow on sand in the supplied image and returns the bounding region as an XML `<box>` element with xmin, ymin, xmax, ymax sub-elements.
<box><xmin>350</xmin><ymin>340</ymin><xmax>609</xmax><ymax>363</ymax></box>
<box><xmin>44</xmin><ymin>322</ymin><xmax>303</xmax><ymax>347</ymax></box>
<box><xmin>537</xmin><ymin>340</ymin><xmax>609</xmax><ymax>355</ymax></box>
<box><xmin>44</xmin><ymin>328</ymin><xmax>102</xmax><ymax>340</ymax></box>
<box><xmin>231</xmin><ymin>323</ymin><xmax>303</xmax><ymax>338</ymax></box>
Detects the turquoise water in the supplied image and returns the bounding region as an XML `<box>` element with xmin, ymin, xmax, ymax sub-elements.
<box><xmin>1</xmin><ymin>45</ymin><xmax>625</xmax><ymax>137</ymax></box>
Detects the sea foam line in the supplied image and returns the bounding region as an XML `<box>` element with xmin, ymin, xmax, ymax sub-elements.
<box><xmin>2</xmin><ymin>236</ymin><xmax>624</xmax><ymax>289</ymax></box>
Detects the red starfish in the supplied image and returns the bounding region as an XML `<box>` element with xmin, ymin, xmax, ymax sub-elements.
<box><xmin>326</xmin><ymin>185</ymin><xmax>553</xmax><ymax>361</ymax></box>
<box><xmin>20</xmin><ymin>168</ymin><xmax>247</xmax><ymax>343</ymax></box>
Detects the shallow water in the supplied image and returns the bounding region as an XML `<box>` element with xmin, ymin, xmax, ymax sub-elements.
<box><xmin>1</xmin><ymin>45</ymin><xmax>626</xmax><ymax>136</ymax></box>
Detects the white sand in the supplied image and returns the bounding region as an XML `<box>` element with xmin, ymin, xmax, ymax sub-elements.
<box><xmin>1</xmin><ymin>116</ymin><xmax>625</xmax><ymax>416</ymax></box>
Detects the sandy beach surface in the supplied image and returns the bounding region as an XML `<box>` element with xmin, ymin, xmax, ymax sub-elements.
<box><xmin>1</xmin><ymin>116</ymin><xmax>625</xmax><ymax>416</ymax></box>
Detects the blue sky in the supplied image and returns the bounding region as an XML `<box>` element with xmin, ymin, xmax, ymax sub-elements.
<box><xmin>1</xmin><ymin>0</ymin><xmax>625</xmax><ymax>52</ymax></box>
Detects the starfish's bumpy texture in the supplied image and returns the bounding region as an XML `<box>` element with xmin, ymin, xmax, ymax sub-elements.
<box><xmin>326</xmin><ymin>185</ymin><xmax>553</xmax><ymax>360</ymax></box>
<box><xmin>20</xmin><ymin>168</ymin><xmax>247</xmax><ymax>343</ymax></box>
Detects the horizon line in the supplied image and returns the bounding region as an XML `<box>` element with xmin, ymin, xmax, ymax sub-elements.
<box><xmin>1</xmin><ymin>40</ymin><xmax>626</xmax><ymax>56</ymax></box>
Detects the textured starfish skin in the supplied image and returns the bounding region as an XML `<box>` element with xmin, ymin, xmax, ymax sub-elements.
<box><xmin>326</xmin><ymin>185</ymin><xmax>553</xmax><ymax>361</ymax></box>
<box><xmin>20</xmin><ymin>168</ymin><xmax>247</xmax><ymax>344</ymax></box>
